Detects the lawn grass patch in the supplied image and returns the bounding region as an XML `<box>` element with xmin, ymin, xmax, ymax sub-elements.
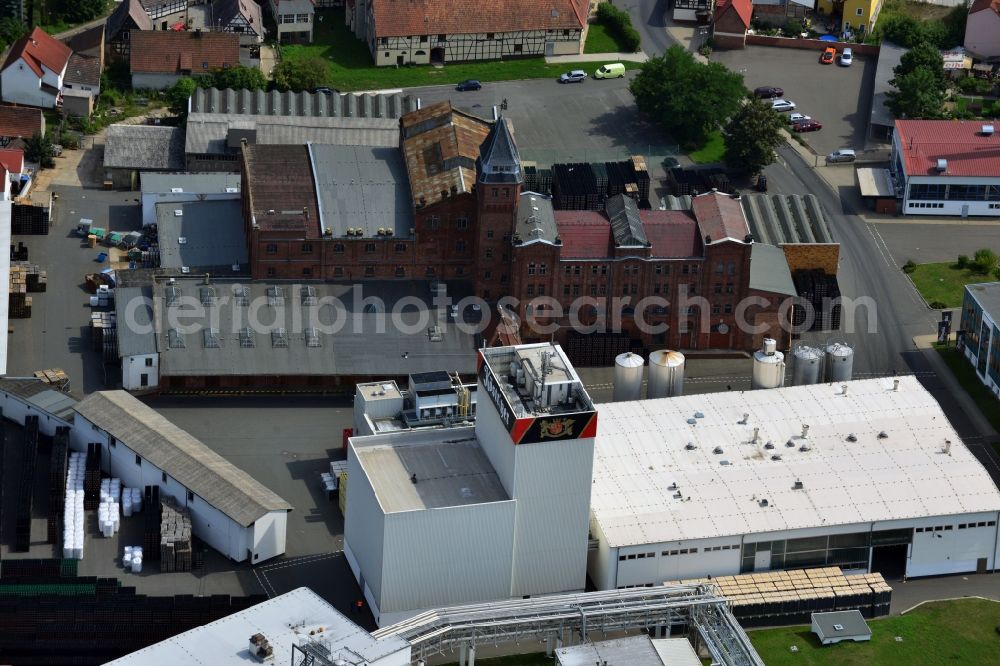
<box><xmin>282</xmin><ymin>10</ymin><xmax>639</xmax><ymax>91</ymax></box>
<box><xmin>751</xmin><ymin>598</ymin><xmax>1000</xmax><ymax>666</ymax></box>
<box><xmin>584</xmin><ymin>22</ymin><xmax>627</xmax><ymax>54</ymax></box>
<box><xmin>933</xmin><ymin>343</ymin><xmax>1000</xmax><ymax>446</ymax></box>
<box><xmin>689</xmin><ymin>131</ymin><xmax>726</xmax><ymax>164</ymax></box>
<box><xmin>906</xmin><ymin>262</ymin><xmax>988</xmax><ymax>308</ymax></box>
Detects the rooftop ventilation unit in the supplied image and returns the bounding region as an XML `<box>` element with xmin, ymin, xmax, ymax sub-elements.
<box><xmin>170</xmin><ymin>187</ymin><xmax>183</xmax><ymax>193</ymax></box>
<box><xmin>878</xmin><ymin>431</ymin><xmax>889</xmax><ymax>439</ymax></box>
<box><xmin>983</xmin><ymin>124</ymin><xmax>995</xmax><ymax>136</ymax></box>
<box><xmin>847</xmin><ymin>433</ymin><xmax>857</xmax><ymax>442</ymax></box>
<box><xmin>764</xmin><ymin>441</ymin><xmax>774</xmax><ymax>450</ymax></box>
<box><xmin>684</xmin><ymin>442</ymin><xmax>697</xmax><ymax>450</ymax></box>
<box><xmin>174</xmin><ymin>209</ymin><xmax>183</xmax><ymax>216</ymax></box>
<box><xmin>759</xmin><ymin>499</ymin><xmax>769</xmax><ymax>507</ymax></box>
<box><xmin>770</xmin><ymin>454</ymin><xmax>782</xmax><ymax>461</ymax></box>
<box><xmin>713</xmin><ymin>446</ymin><xmax>724</xmax><ymax>455</ymax></box>
<box><xmin>793</xmin><ymin>480</ymin><xmax>804</xmax><ymax>490</ymax></box>
<box><xmin>936</xmin><ymin>159</ymin><xmax>947</xmax><ymax>172</ymax></box>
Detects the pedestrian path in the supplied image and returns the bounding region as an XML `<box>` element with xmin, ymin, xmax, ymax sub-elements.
<box><xmin>545</xmin><ymin>51</ymin><xmax>648</xmax><ymax>64</ymax></box>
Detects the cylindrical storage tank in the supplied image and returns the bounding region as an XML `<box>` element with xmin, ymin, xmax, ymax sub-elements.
<box><xmin>792</xmin><ymin>344</ymin><xmax>823</xmax><ymax>386</ymax></box>
<box><xmin>648</xmin><ymin>350</ymin><xmax>685</xmax><ymax>398</ymax></box>
<box><xmin>613</xmin><ymin>352</ymin><xmax>644</xmax><ymax>402</ymax></box>
<box><xmin>752</xmin><ymin>338</ymin><xmax>786</xmax><ymax>390</ymax></box>
<box><xmin>824</xmin><ymin>340</ymin><xmax>854</xmax><ymax>383</ymax></box>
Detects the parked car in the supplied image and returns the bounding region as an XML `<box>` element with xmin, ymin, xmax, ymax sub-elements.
<box><xmin>559</xmin><ymin>70</ymin><xmax>587</xmax><ymax>83</ymax></box>
<box><xmin>312</xmin><ymin>87</ymin><xmax>338</xmax><ymax>95</ymax></box>
<box><xmin>826</xmin><ymin>148</ymin><xmax>857</xmax><ymax>163</ymax></box>
<box><xmin>754</xmin><ymin>86</ymin><xmax>784</xmax><ymax>98</ymax></box>
<box><xmin>820</xmin><ymin>47</ymin><xmax>837</xmax><ymax>64</ymax></box>
<box><xmin>839</xmin><ymin>47</ymin><xmax>854</xmax><ymax>66</ymax></box>
<box><xmin>771</xmin><ymin>99</ymin><xmax>797</xmax><ymax>112</ymax></box>
<box><xmin>793</xmin><ymin>120</ymin><xmax>823</xmax><ymax>132</ymax></box>
<box><xmin>595</xmin><ymin>63</ymin><xmax>626</xmax><ymax>79</ymax></box>
<box><xmin>788</xmin><ymin>113</ymin><xmax>811</xmax><ymax>124</ymax></box>
<box><xmin>455</xmin><ymin>80</ymin><xmax>482</xmax><ymax>91</ymax></box>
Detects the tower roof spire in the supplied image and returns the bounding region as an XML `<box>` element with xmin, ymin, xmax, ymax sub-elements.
<box><xmin>477</xmin><ymin>116</ymin><xmax>522</xmax><ymax>185</ymax></box>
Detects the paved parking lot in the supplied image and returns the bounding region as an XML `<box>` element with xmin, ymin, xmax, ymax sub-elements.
<box><xmin>712</xmin><ymin>45</ymin><xmax>876</xmax><ymax>156</ymax></box>
<box><xmin>868</xmin><ymin>221</ymin><xmax>1000</xmax><ymax>265</ymax></box>
<box><xmin>407</xmin><ymin>76</ymin><xmax>680</xmax><ymax>169</ymax></box>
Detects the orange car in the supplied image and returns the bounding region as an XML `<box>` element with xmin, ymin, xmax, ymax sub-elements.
<box><xmin>820</xmin><ymin>47</ymin><xmax>837</xmax><ymax>64</ymax></box>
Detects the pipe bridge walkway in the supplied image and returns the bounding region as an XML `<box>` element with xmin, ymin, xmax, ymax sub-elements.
<box><xmin>374</xmin><ymin>584</ymin><xmax>765</xmax><ymax>666</ymax></box>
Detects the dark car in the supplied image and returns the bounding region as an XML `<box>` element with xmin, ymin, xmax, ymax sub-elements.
<box><xmin>793</xmin><ymin>120</ymin><xmax>823</xmax><ymax>132</ymax></box>
<box><xmin>754</xmin><ymin>86</ymin><xmax>784</xmax><ymax>98</ymax></box>
<box><xmin>312</xmin><ymin>87</ymin><xmax>338</xmax><ymax>95</ymax></box>
<box><xmin>455</xmin><ymin>80</ymin><xmax>482</xmax><ymax>91</ymax></box>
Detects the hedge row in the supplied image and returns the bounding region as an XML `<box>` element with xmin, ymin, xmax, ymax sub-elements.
<box><xmin>596</xmin><ymin>3</ymin><xmax>641</xmax><ymax>53</ymax></box>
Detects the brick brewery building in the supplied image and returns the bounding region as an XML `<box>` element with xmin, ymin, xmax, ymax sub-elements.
<box><xmin>241</xmin><ymin>101</ymin><xmax>796</xmax><ymax>352</ymax></box>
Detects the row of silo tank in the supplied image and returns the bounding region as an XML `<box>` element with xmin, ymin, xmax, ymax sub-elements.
<box><xmin>612</xmin><ymin>339</ymin><xmax>853</xmax><ymax>398</ymax></box>
<box><xmin>753</xmin><ymin>338</ymin><xmax>855</xmax><ymax>389</ymax></box>
<box><xmin>613</xmin><ymin>350</ymin><xmax>685</xmax><ymax>401</ymax></box>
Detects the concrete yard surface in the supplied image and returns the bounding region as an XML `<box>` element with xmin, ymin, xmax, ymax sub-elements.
<box><xmin>711</xmin><ymin>45</ymin><xmax>877</xmax><ymax>156</ymax></box>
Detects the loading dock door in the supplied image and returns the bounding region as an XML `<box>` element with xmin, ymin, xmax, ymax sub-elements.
<box><xmin>754</xmin><ymin>548</ymin><xmax>771</xmax><ymax>572</ymax></box>
<box><xmin>871</xmin><ymin>544</ymin><xmax>908</xmax><ymax>580</ymax></box>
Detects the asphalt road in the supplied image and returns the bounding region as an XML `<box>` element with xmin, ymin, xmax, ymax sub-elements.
<box><xmin>621</xmin><ymin>0</ymin><xmax>676</xmax><ymax>56</ymax></box>
<box><xmin>406</xmin><ymin>76</ymin><xmax>679</xmax><ymax>166</ymax></box>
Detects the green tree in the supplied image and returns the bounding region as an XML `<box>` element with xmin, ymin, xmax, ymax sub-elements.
<box><xmin>24</xmin><ymin>131</ymin><xmax>55</xmax><ymax>169</ymax></box>
<box><xmin>0</xmin><ymin>16</ymin><xmax>26</xmax><ymax>51</ymax></box>
<box><xmin>273</xmin><ymin>57</ymin><xmax>330</xmax><ymax>92</ymax></box>
<box><xmin>165</xmin><ymin>77</ymin><xmax>197</xmax><ymax>115</ymax></box>
<box><xmin>55</xmin><ymin>0</ymin><xmax>108</xmax><ymax>22</ymax></box>
<box><xmin>885</xmin><ymin>68</ymin><xmax>945</xmax><ymax>119</ymax></box>
<box><xmin>973</xmin><ymin>248</ymin><xmax>999</xmax><ymax>276</ymax></box>
<box><xmin>893</xmin><ymin>41</ymin><xmax>945</xmax><ymax>93</ymax></box>
<box><xmin>630</xmin><ymin>46</ymin><xmax>746</xmax><ymax>148</ymax></box>
<box><xmin>204</xmin><ymin>65</ymin><xmax>268</xmax><ymax>91</ymax></box>
<box><xmin>722</xmin><ymin>99</ymin><xmax>787</xmax><ymax>173</ymax></box>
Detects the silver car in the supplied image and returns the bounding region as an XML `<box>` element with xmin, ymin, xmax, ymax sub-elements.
<box><xmin>559</xmin><ymin>70</ymin><xmax>587</xmax><ymax>83</ymax></box>
<box><xmin>771</xmin><ymin>99</ymin><xmax>796</xmax><ymax>112</ymax></box>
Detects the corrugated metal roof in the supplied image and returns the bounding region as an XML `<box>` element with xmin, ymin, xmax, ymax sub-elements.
<box><xmin>871</xmin><ymin>41</ymin><xmax>906</xmax><ymax>130</ymax></box>
<box><xmin>185</xmin><ymin>113</ymin><xmax>401</xmax><ymax>155</ymax></box>
<box><xmin>749</xmin><ymin>243</ymin><xmax>797</xmax><ymax>296</ymax></box>
<box><xmin>310</xmin><ymin>143</ymin><xmax>413</xmax><ymax>237</ymax></box>
<box><xmin>0</xmin><ymin>377</ymin><xmax>77</xmax><ymax>420</ymax></box>
<box><xmin>742</xmin><ymin>194</ymin><xmax>836</xmax><ymax>245</ymax></box>
<box><xmin>607</xmin><ymin>194</ymin><xmax>648</xmax><ymax>247</ymax></box>
<box><xmin>692</xmin><ymin>191</ymin><xmax>750</xmax><ymax>245</ymax></box>
<box><xmin>115</xmin><ymin>286</ymin><xmax>157</xmax><ymax>357</ymax></box>
<box><xmin>591</xmin><ymin>376</ymin><xmax>1000</xmax><ymax>548</ymax></box>
<box><xmin>74</xmin><ymin>391</ymin><xmax>292</xmax><ymax>527</ymax></box>
<box><xmin>155</xmin><ymin>200</ymin><xmax>247</xmax><ymax>269</ymax></box>
<box><xmin>516</xmin><ymin>192</ymin><xmax>559</xmax><ymax>245</ymax></box>
<box><xmin>190</xmin><ymin>87</ymin><xmax>417</xmax><ymax>118</ymax></box>
<box><xmin>106</xmin><ymin>587</ymin><xmax>410</xmax><ymax>665</ymax></box>
<box><xmin>895</xmin><ymin>119</ymin><xmax>1000</xmax><ymax>177</ymax></box>
<box><xmin>153</xmin><ymin>279</ymin><xmax>478</xmax><ymax>378</ymax></box>
<box><xmin>104</xmin><ymin>125</ymin><xmax>184</xmax><ymax>170</ymax></box>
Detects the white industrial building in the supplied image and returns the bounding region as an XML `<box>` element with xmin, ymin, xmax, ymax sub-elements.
<box><xmin>115</xmin><ymin>286</ymin><xmax>158</xmax><ymax>392</ymax></box>
<box><xmin>345</xmin><ymin>343</ymin><xmax>598</xmax><ymax>625</ymax></box>
<box><xmin>588</xmin><ymin>376</ymin><xmax>1000</xmax><ymax>590</ymax></box>
<box><xmin>0</xmin><ymin>376</ymin><xmax>76</xmax><ymax>436</ymax></box>
<box><xmin>960</xmin><ymin>282</ymin><xmax>1000</xmax><ymax>398</ymax></box>
<box><xmin>139</xmin><ymin>172</ymin><xmax>241</xmax><ymax>227</ymax></box>
<box><xmin>107</xmin><ymin>587</ymin><xmax>411</xmax><ymax>665</ymax></box>
<box><xmin>72</xmin><ymin>390</ymin><xmax>292</xmax><ymax>563</ymax></box>
<box><xmin>353</xmin><ymin>370</ymin><xmax>477</xmax><ymax>436</ymax></box>
<box><xmin>890</xmin><ymin>120</ymin><xmax>1000</xmax><ymax>216</ymax></box>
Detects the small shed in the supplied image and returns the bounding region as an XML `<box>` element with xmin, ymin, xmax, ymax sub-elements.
<box><xmin>811</xmin><ymin>610</ymin><xmax>872</xmax><ymax>645</ymax></box>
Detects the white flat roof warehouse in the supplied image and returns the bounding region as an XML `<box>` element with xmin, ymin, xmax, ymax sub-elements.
<box><xmin>591</xmin><ymin>376</ymin><xmax>1000</xmax><ymax>548</ymax></box>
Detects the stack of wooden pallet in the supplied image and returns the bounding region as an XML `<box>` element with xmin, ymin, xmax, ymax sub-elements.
<box><xmin>34</xmin><ymin>368</ymin><xmax>69</xmax><ymax>391</ymax></box>
<box><xmin>159</xmin><ymin>498</ymin><xmax>192</xmax><ymax>573</ymax></box>
<box><xmin>9</xmin><ymin>264</ymin><xmax>31</xmax><ymax>319</ymax></box>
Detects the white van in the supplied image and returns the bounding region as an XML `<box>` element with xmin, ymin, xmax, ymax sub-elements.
<box><xmin>594</xmin><ymin>63</ymin><xmax>626</xmax><ymax>79</ymax></box>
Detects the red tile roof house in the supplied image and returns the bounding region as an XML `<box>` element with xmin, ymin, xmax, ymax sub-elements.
<box><xmin>129</xmin><ymin>31</ymin><xmax>242</xmax><ymax>90</ymax></box>
<box><xmin>965</xmin><ymin>0</ymin><xmax>1000</xmax><ymax>59</ymax></box>
<box><xmin>890</xmin><ymin>119</ymin><xmax>1000</xmax><ymax>217</ymax></box>
<box><xmin>0</xmin><ymin>106</ymin><xmax>45</xmax><ymax>147</ymax></box>
<box><xmin>0</xmin><ymin>148</ymin><xmax>25</xmax><ymax>202</ymax></box>
<box><xmin>0</xmin><ymin>27</ymin><xmax>73</xmax><ymax>109</ymax></box>
<box><xmin>713</xmin><ymin>0</ymin><xmax>753</xmax><ymax>49</ymax></box>
<box><xmin>364</xmin><ymin>0</ymin><xmax>589</xmax><ymax>66</ymax></box>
